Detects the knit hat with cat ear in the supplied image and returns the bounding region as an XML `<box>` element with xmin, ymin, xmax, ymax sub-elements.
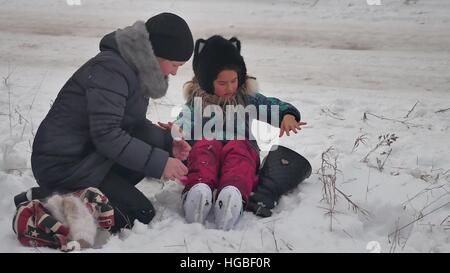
<box><xmin>192</xmin><ymin>35</ymin><xmax>247</xmax><ymax>94</ymax></box>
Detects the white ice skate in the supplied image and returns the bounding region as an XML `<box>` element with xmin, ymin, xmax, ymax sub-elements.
<box><xmin>182</xmin><ymin>183</ymin><xmax>213</xmax><ymax>224</ymax></box>
<box><xmin>214</xmin><ymin>186</ymin><xmax>243</xmax><ymax>230</ymax></box>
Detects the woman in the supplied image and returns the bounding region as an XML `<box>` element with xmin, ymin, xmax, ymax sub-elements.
<box><xmin>24</xmin><ymin>13</ymin><xmax>193</xmax><ymax>233</ymax></box>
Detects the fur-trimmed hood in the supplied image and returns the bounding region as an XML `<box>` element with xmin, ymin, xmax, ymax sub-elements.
<box><xmin>113</xmin><ymin>21</ymin><xmax>169</xmax><ymax>99</ymax></box>
<box><xmin>183</xmin><ymin>76</ymin><xmax>259</xmax><ymax>109</ymax></box>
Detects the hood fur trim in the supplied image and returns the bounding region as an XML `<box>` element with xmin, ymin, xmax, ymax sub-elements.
<box><xmin>115</xmin><ymin>21</ymin><xmax>168</xmax><ymax>99</ymax></box>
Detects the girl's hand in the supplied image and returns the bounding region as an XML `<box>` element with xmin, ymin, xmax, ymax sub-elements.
<box><xmin>279</xmin><ymin>115</ymin><xmax>307</xmax><ymax>137</ymax></box>
<box><xmin>172</xmin><ymin>139</ymin><xmax>191</xmax><ymax>161</ymax></box>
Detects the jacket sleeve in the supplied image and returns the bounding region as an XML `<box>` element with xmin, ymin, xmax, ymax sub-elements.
<box><xmin>249</xmin><ymin>93</ymin><xmax>301</xmax><ymax>127</ymax></box>
<box><xmin>86</xmin><ymin>63</ymin><xmax>168</xmax><ymax>179</ymax></box>
<box><xmin>137</xmin><ymin>118</ymin><xmax>174</xmax><ymax>157</ymax></box>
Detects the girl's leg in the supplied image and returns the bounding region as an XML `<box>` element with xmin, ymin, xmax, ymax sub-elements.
<box><xmin>182</xmin><ymin>139</ymin><xmax>223</xmax><ymax>223</ymax></box>
<box><xmin>184</xmin><ymin>139</ymin><xmax>223</xmax><ymax>192</ymax></box>
<box><xmin>218</xmin><ymin>140</ymin><xmax>260</xmax><ymax>203</ymax></box>
<box><xmin>214</xmin><ymin>140</ymin><xmax>259</xmax><ymax>230</ymax></box>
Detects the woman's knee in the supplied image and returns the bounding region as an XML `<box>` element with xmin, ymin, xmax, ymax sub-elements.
<box><xmin>111</xmin><ymin>199</ymin><xmax>155</xmax><ymax>233</ymax></box>
<box><xmin>131</xmin><ymin>198</ymin><xmax>155</xmax><ymax>225</ymax></box>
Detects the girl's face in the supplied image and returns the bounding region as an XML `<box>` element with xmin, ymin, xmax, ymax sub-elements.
<box><xmin>213</xmin><ymin>70</ymin><xmax>238</xmax><ymax>98</ymax></box>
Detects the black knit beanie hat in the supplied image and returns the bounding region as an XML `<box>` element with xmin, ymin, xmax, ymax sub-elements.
<box><xmin>145</xmin><ymin>12</ymin><xmax>194</xmax><ymax>62</ymax></box>
<box><xmin>192</xmin><ymin>35</ymin><xmax>247</xmax><ymax>94</ymax></box>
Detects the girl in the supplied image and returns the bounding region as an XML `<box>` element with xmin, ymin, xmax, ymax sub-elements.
<box><xmin>174</xmin><ymin>35</ymin><xmax>306</xmax><ymax>230</ymax></box>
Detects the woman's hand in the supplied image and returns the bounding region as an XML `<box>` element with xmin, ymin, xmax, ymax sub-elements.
<box><xmin>162</xmin><ymin>157</ymin><xmax>188</xmax><ymax>181</ymax></box>
<box><xmin>279</xmin><ymin>115</ymin><xmax>307</xmax><ymax>137</ymax></box>
<box><xmin>158</xmin><ymin>121</ymin><xmax>184</xmax><ymax>140</ymax></box>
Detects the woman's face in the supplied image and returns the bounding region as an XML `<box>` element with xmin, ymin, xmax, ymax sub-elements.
<box><xmin>213</xmin><ymin>70</ymin><xmax>238</xmax><ymax>98</ymax></box>
<box><xmin>157</xmin><ymin>58</ymin><xmax>185</xmax><ymax>76</ymax></box>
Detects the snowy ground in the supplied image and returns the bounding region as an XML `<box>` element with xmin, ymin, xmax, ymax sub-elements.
<box><xmin>1</xmin><ymin>0</ymin><xmax>449</xmax><ymax>253</ymax></box>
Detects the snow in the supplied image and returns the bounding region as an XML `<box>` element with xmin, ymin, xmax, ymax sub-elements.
<box><xmin>1</xmin><ymin>0</ymin><xmax>449</xmax><ymax>253</ymax></box>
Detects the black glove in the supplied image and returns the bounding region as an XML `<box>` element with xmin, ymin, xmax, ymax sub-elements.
<box><xmin>247</xmin><ymin>145</ymin><xmax>312</xmax><ymax>217</ymax></box>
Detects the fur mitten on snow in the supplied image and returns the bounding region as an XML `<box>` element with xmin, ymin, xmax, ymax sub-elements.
<box><xmin>12</xmin><ymin>187</ymin><xmax>114</xmax><ymax>251</ymax></box>
<box><xmin>44</xmin><ymin>194</ymin><xmax>98</xmax><ymax>248</ymax></box>
<box><xmin>247</xmin><ymin>146</ymin><xmax>311</xmax><ymax>217</ymax></box>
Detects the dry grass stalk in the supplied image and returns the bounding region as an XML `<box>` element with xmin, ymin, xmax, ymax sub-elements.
<box><xmin>319</xmin><ymin>147</ymin><xmax>338</xmax><ymax>231</ymax></box>
<box><xmin>321</xmin><ymin>107</ymin><xmax>345</xmax><ymax>120</ymax></box>
<box><xmin>363</xmin><ymin>111</ymin><xmax>419</xmax><ymax>128</ymax></box>
<box><xmin>388</xmin><ymin>201</ymin><xmax>450</xmax><ymax>239</ymax></box>
<box><xmin>435</xmin><ymin>107</ymin><xmax>450</xmax><ymax>113</ymax></box>
<box><xmin>3</xmin><ymin>67</ymin><xmax>14</xmax><ymax>135</ymax></box>
<box><xmin>404</xmin><ymin>101</ymin><xmax>419</xmax><ymax>118</ymax></box>
<box><xmin>362</xmin><ymin>133</ymin><xmax>398</xmax><ymax>163</ymax></box>
<box><xmin>376</xmin><ymin>148</ymin><xmax>392</xmax><ymax>172</ymax></box>
<box><xmin>352</xmin><ymin>134</ymin><xmax>368</xmax><ymax>152</ymax></box>
<box><xmin>319</xmin><ymin>147</ymin><xmax>370</xmax><ymax>231</ymax></box>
